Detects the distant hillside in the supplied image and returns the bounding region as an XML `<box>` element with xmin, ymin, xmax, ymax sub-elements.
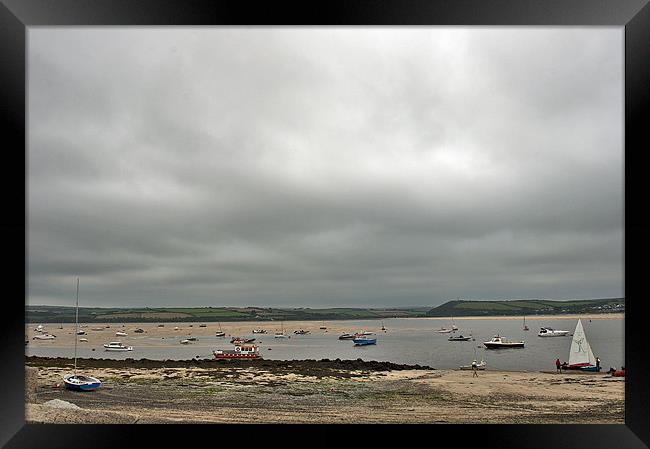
<box><xmin>25</xmin><ymin>305</ymin><xmax>430</xmax><ymax>324</ymax></box>
<box><xmin>426</xmin><ymin>298</ymin><xmax>625</xmax><ymax>317</ymax></box>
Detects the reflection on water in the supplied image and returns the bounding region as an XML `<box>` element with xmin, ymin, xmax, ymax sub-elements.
<box><xmin>26</xmin><ymin>317</ymin><xmax>624</xmax><ymax>372</ymax></box>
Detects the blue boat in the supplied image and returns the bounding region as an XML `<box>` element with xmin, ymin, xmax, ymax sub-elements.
<box><xmin>353</xmin><ymin>336</ymin><xmax>377</xmax><ymax>346</ymax></box>
<box><xmin>62</xmin><ymin>278</ymin><xmax>102</xmax><ymax>392</ymax></box>
<box><xmin>63</xmin><ymin>374</ymin><xmax>102</xmax><ymax>391</ymax></box>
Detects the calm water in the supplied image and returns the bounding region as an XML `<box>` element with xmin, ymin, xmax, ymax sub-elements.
<box><xmin>26</xmin><ymin>317</ymin><xmax>624</xmax><ymax>372</ymax></box>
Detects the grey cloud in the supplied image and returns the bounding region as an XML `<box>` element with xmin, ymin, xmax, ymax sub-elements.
<box><xmin>27</xmin><ymin>27</ymin><xmax>623</xmax><ymax>307</ymax></box>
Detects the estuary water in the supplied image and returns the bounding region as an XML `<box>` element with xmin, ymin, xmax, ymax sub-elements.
<box><xmin>26</xmin><ymin>316</ymin><xmax>624</xmax><ymax>372</ymax></box>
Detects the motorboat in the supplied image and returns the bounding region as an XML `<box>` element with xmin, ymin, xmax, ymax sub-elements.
<box><xmin>213</xmin><ymin>344</ymin><xmax>261</xmax><ymax>359</ymax></box>
<box><xmin>76</xmin><ymin>330</ymin><xmax>86</xmax><ymax>335</ymax></box>
<box><xmin>103</xmin><ymin>341</ymin><xmax>133</xmax><ymax>351</ymax></box>
<box><xmin>215</xmin><ymin>331</ymin><xmax>226</xmax><ymax>337</ymax></box>
<box><xmin>338</xmin><ymin>333</ymin><xmax>355</xmax><ymax>340</ymax></box>
<box><xmin>437</xmin><ymin>327</ymin><xmax>454</xmax><ymax>334</ymax></box>
<box><xmin>448</xmin><ymin>335</ymin><xmax>472</xmax><ymax>341</ymax></box>
<box><xmin>538</xmin><ymin>327</ymin><xmax>570</xmax><ymax>337</ymax></box>
<box><xmin>199</xmin><ymin>324</ymin><xmax>207</xmax><ymax>327</ymax></box>
<box><xmin>274</xmin><ymin>333</ymin><xmax>289</xmax><ymax>339</ymax></box>
<box><xmin>180</xmin><ymin>339</ymin><xmax>191</xmax><ymax>344</ymax></box>
<box><xmin>252</xmin><ymin>329</ymin><xmax>267</xmax><ymax>334</ymax></box>
<box><xmin>483</xmin><ymin>335</ymin><xmax>525</xmax><ymax>349</ymax></box>
<box><xmin>115</xmin><ymin>331</ymin><xmax>128</xmax><ymax>337</ymax></box>
<box><xmin>353</xmin><ymin>335</ymin><xmax>377</xmax><ymax>346</ymax></box>
<box><xmin>355</xmin><ymin>331</ymin><xmax>375</xmax><ymax>336</ymax></box>
<box><xmin>33</xmin><ymin>334</ymin><xmax>56</xmax><ymax>340</ymax></box>
<box><xmin>293</xmin><ymin>329</ymin><xmax>310</xmax><ymax>335</ymax></box>
<box><xmin>79</xmin><ymin>338</ymin><xmax>88</xmax><ymax>342</ymax></box>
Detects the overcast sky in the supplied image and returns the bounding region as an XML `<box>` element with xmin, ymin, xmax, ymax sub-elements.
<box><xmin>27</xmin><ymin>27</ymin><xmax>623</xmax><ymax>308</ymax></box>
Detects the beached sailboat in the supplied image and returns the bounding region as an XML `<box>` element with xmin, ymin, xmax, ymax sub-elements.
<box><xmin>566</xmin><ymin>319</ymin><xmax>601</xmax><ymax>371</ymax></box>
<box><xmin>215</xmin><ymin>322</ymin><xmax>226</xmax><ymax>337</ymax></box>
<box><xmin>63</xmin><ymin>278</ymin><xmax>102</xmax><ymax>392</ymax></box>
<box><xmin>523</xmin><ymin>316</ymin><xmax>529</xmax><ymax>331</ymax></box>
<box><xmin>451</xmin><ymin>316</ymin><xmax>458</xmax><ymax>331</ymax></box>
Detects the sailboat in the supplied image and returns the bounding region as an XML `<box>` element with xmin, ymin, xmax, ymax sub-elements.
<box><xmin>566</xmin><ymin>319</ymin><xmax>601</xmax><ymax>372</ymax></box>
<box><xmin>63</xmin><ymin>278</ymin><xmax>102</xmax><ymax>391</ymax></box>
<box><xmin>274</xmin><ymin>321</ymin><xmax>289</xmax><ymax>338</ymax></box>
<box><xmin>451</xmin><ymin>316</ymin><xmax>458</xmax><ymax>331</ymax></box>
<box><xmin>381</xmin><ymin>321</ymin><xmax>387</xmax><ymax>332</ymax></box>
<box><xmin>215</xmin><ymin>322</ymin><xmax>225</xmax><ymax>337</ymax></box>
<box><xmin>522</xmin><ymin>316</ymin><xmax>529</xmax><ymax>331</ymax></box>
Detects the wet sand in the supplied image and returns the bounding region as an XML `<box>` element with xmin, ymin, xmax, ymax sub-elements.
<box><xmin>25</xmin><ymin>357</ymin><xmax>624</xmax><ymax>424</ymax></box>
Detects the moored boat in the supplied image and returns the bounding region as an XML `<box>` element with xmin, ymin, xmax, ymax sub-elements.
<box><xmin>338</xmin><ymin>333</ymin><xmax>355</xmax><ymax>340</ymax></box>
<box><xmin>213</xmin><ymin>344</ymin><xmax>261</xmax><ymax>359</ymax></box>
<box><xmin>353</xmin><ymin>335</ymin><xmax>377</xmax><ymax>346</ymax></box>
<box><xmin>537</xmin><ymin>327</ymin><xmax>570</xmax><ymax>337</ymax></box>
<box><xmin>215</xmin><ymin>331</ymin><xmax>226</xmax><ymax>337</ymax></box>
<box><xmin>63</xmin><ymin>374</ymin><xmax>102</xmax><ymax>392</ymax></box>
<box><xmin>33</xmin><ymin>334</ymin><xmax>56</xmax><ymax>340</ymax></box>
<box><xmin>483</xmin><ymin>335</ymin><xmax>525</xmax><ymax>349</ymax></box>
<box><xmin>115</xmin><ymin>331</ymin><xmax>128</xmax><ymax>337</ymax></box>
<box><xmin>252</xmin><ymin>329</ymin><xmax>267</xmax><ymax>334</ymax></box>
<box><xmin>293</xmin><ymin>329</ymin><xmax>310</xmax><ymax>335</ymax></box>
<box><xmin>448</xmin><ymin>335</ymin><xmax>472</xmax><ymax>341</ymax></box>
<box><xmin>103</xmin><ymin>341</ymin><xmax>133</xmax><ymax>351</ymax></box>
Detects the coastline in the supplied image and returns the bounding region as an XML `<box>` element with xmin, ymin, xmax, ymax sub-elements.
<box><xmin>25</xmin><ymin>357</ymin><xmax>624</xmax><ymax>424</ymax></box>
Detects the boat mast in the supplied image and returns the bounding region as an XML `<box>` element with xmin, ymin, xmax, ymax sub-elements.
<box><xmin>74</xmin><ymin>277</ymin><xmax>79</xmax><ymax>374</ymax></box>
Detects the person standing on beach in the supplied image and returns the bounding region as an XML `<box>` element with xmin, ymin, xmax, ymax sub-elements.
<box><xmin>596</xmin><ymin>357</ymin><xmax>601</xmax><ymax>370</ymax></box>
<box><xmin>472</xmin><ymin>360</ymin><xmax>478</xmax><ymax>377</ymax></box>
<box><xmin>555</xmin><ymin>358</ymin><xmax>561</xmax><ymax>373</ymax></box>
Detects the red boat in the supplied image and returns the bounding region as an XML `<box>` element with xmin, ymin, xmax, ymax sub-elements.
<box><xmin>213</xmin><ymin>345</ymin><xmax>261</xmax><ymax>359</ymax></box>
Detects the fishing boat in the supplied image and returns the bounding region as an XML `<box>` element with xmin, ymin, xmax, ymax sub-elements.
<box><xmin>483</xmin><ymin>335</ymin><xmax>525</xmax><ymax>349</ymax></box>
<box><xmin>103</xmin><ymin>341</ymin><xmax>133</xmax><ymax>351</ymax></box>
<box><xmin>538</xmin><ymin>327</ymin><xmax>569</xmax><ymax>337</ymax></box>
<box><xmin>448</xmin><ymin>335</ymin><xmax>472</xmax><ymax>341</ymax></box>
<box><xmin>338</xmin><ymin>333</ymin><xmax>355</xmax><ymax>340</ymax></box>
<box><xmin>33</xmin><ymin>334</ymin><xmax>56</xmax><ymax>340</ymax></box>
<box><xmin>63</xmin><ymin>278</ymin><xmax>102</xmax><ymax>392</ymax></box>
<box><xmin>353</xmin><ymin>335</ymin><xmax>377</xmax><ymax>346</ymax></box>
<box><xmin>522</xmin><ymin>316</ymin><xmax>529</xmax><ymax>331</ymax></box>
<box><xmin>213</xmin><ymin>344</ymin><xmax>261</xmax><ymax>359</ymax></box>
<box><xmin>115</xmin><ymin>331</ymin><xmax>128</xmax><ymax>337</ymax></box>
<box><xmin>565</xmin><ymin>319</ymin><xmax>601</xmax><ymax>371</ymax></box>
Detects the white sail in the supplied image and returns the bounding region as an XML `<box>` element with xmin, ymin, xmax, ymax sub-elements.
<box><xmin>568</xmin><ymin>319</ymin><xmax>596</xmax><ymax>366</ymax></box>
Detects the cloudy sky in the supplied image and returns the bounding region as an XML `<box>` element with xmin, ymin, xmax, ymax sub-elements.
<box><xmin>27</xmin><ymin>27</ymin><xmax>623</xmax><ymax>308</ymax></box>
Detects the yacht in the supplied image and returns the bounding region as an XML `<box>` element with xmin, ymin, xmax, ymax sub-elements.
<box><xmin>103</xmin><ymin>341</ymin><xmax>133</xmax><ymax>351</ymax></box>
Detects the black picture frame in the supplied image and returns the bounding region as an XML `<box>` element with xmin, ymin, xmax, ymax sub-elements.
<box><xmin>2</xmin><ymin>0</ymin><xmax>648</xmax><ymax>447</ymax></box>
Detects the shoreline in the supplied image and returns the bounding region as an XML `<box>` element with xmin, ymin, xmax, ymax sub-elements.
<box><xmin>25</xmin><ymin>357</ymin><xmax>625</xmax><ymax>424</ymax></box>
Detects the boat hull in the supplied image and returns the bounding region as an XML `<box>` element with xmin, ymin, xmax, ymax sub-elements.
<box><xmin>63</xmin><ymin>375</ymin><xmax>102</xmax><ymax>392</ymax></box>
<box><xmin>104</xmin><ymin>347</ymin><xmax>133</xmax><ymax>351</ymax></box>
<box><xmin>213</xmin><ymin>351</ymin><xmax>261</xmax><ymax>360</ymax></box>
<box><xmin>483</xmin><ymin>342</ymin><xmax>524</xmax><ymax>349</ymax></box>
<box><xmin>353</xmin><ymin>338</ymin><xmax>377</xmax><ymax>346</ymax></box>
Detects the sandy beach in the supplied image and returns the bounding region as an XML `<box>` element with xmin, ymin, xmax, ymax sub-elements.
<box><xmin>25</xmin><ymin>356</ymin><xmax>624</xmax><ymax>424</ymax></box>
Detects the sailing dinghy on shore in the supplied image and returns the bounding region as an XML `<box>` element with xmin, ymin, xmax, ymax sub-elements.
<box><xmin>566</xmin><ymin>319</ymin><xmax>601</xmax><ymax>372</ymax></box>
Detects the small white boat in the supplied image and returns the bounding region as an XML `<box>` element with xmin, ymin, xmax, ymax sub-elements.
<box><xmin>565</xmin><ymin>319</ymin><xmax>601</xmax><ymax>371</ymax></box>
<box><xmin>174</xmin><ymin>326</ymin><xmax>180</xmax><ymax>331</ymax></box>
<box><xmin>460</xmin><ymin>360</ymin><xmax>487</xmax><ymax>370</ymax></box>
<box><xmin>252</xmin><ymin>329</ymin><xmax>267</xmax><ymax>334</ymax></box>
<box><xmin>34</xmin><ymin>325</ymin><xmax>44</xmax><ymax>332</ymax></box>
<box><xmin>356</xmin><ymin>331</ymin><xmax>375</xmax><ymax>336</ymax></box>
<box><xmin>79</xmin><ymin>338</ymin><xmax>88</xmax><ymax>342</ymax></box>
<box><xmin>215</xmin><ymin>331</ymin><xmax>226</xmax><ymax>337</ymax></box>
<box><xmin>33</xmin><ymin>334</ymin><xmax>56</xmax><ymax>340</ymax></box>
<box><xmin>274</xmin><ymin>333</ymin><xmax>289</xmax><ymax>338</ymax></box>
<box><xmin>180</xmin><ymin>339</ymin><xmax>191</xmax><ymax>345</ymax></box>
<box><xmin>115</xmin><ymin>331</ymin><xmax>128</xmax><ymax>337</ymax></box>
<box><xmin>76</xmin><ymin>330</ymin><xmax>86</xmax><ymax>335</ymax></box>
<box><xmin>437</xmin><ymin>327</ymin><xmax>454</xmax><ymax>334</ymax></box>
<box><xmin>103</xmin><ymin>341</ymin><xmax>133</xmax><ymax>351</ymax></box>
<box><xmin>537</xmin><ymin>327</ymin><xmax>569</xmax><ymax>337</ymax></box>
